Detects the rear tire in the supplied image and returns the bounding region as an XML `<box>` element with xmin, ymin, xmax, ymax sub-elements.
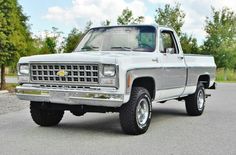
<box><xmin>119</xmin><ymin>87</ymin><xmax>152</xmax><ymax>135</ymax></box>
<box><xmin>30</xmin><ymin>102</ymin><xmax>64</xmax><ymax>126</ymax></box>
<box><xmin>185</xmin><ymin>83</ymin><xmax>206</xmax><ymax>116</ymax></box>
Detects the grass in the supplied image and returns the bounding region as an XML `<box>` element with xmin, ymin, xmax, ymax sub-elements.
<box><xmin>6</xmin><ymin>73</ymin><xmax>17</xmax><ymax>77</ymax></box>
<box><xmin>216</xmin><ymin>68</ymin><xmax>236</xmax><ymax>82</ymax></box>
<box><xmin>0</xmin><ymin>83</ymin><xmax>18</xmax><ymax>92</ymax></box>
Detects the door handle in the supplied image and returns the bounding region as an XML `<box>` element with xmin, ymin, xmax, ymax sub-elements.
<box><xmin>152</xmin><ymin>58</ymin><xmax>159</xmax><ymax>63</ymax></box>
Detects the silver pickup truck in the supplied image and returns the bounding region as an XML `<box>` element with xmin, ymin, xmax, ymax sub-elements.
<box><xmin>16</xmin><ymin>25</ymin><xmax>216</xmax><ymax>135</ymax></box>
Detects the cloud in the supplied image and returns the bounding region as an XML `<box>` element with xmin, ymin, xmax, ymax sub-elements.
<box><xmin>43</xmin><ymin>0</ymin><xmax>150</xmax><ymax>28</ymax></box>
<box><xmin>44</xmin><ymin>6</ymin><xmax>75</xmax><ymax>25</ymax></box>
<box><xmin>144</xmin><ymin>15</ymin><xmax>155</xmax><ymax>24</ymax></box>
<box><xmin>148</xmin><ymin>0</ymin><xmax>236</xmax><ymax>43</ymax></box>
<box><xmin>43</xmin><ymin>0</ymin><xmax>236</xmax><ymax>44</ymax></box>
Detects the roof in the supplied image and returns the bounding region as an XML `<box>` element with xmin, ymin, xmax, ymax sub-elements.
<box><xmin>90</xmin><ymin>24</ymin><xmax>174</xmax><ymax>32</ymax></box>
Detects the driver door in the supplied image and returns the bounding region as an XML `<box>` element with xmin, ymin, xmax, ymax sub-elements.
<box><xmin>159</xmin><ymin>30</ymin><xmax>186</xmax><ymax>99</ymax></box>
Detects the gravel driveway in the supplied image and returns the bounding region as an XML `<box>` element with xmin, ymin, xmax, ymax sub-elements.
<box><xmin>0</xmin><ymin>93</ymin><xmax>28</xmax><ymax>115</ymax></box>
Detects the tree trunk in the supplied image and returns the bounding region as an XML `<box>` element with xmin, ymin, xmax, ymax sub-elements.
<box><xmin>0</xmin><ymin>64</ymin><xmax>6</xmax><ymax>90</ymax></box>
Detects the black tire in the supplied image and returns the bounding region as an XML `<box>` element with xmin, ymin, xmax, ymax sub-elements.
<box><xmin>185</xmin><ymin>83</ymin><xmax>206</xmax><ymax>116</ymax></box>
<box><xmin>119</xmin><ymin>87</ymin><xmax>152</xmax><ymax>135</ymax></box>
<box><xmin>30</xmin><ymin>102</ymin><xmax>64</xmax><ymax>126</ymax></box>
<box><xmin>70</xmin><ymin>110</ymin><xmax>85</xmax><ymax>116</ymax></box>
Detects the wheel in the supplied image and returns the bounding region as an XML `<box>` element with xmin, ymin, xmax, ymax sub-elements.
<box><xmin>185</xmin><ymin>83</ymin><xmax>206</xmax><ymax>116</ymax></box>
<box><xmin>70</xmin><ymin>105</ymin><xmax>85</xmax><ymax>116</ymax></box>
<box><xmin>30</xmin><ymin>102</ymin><xmax>64</xmax><ymax>126</ymax></box>
<box><xmin>70</xmin><ymin>110</ymin><xmax>85</xmax><ymax>116</ymax></box>
<box><xmin>119</xmin><ymin>87</ymin><xmax>152</xmax><ymax>135</ymax></box>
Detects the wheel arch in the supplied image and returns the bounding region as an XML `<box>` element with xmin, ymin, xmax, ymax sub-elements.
<box><xmin>198</xmin><ymin>74</ymin><xmax>210</xmax><ymax>88</ymax></box>
<box><xmin>131</xmin><ymin>76</ymin><xmax>156</xmax><ymax>100</ymax></box>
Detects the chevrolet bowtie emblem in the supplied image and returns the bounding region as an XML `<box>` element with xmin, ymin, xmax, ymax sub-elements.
<box><xmin>56</xmin><ymin>70</ymin><xmax>68</xmax><ymax>77</ymax></box>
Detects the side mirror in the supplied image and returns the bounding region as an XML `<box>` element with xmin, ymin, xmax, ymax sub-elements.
<box><xmin>165</xmin><ymin>48</ymin><xmax>175</xmax><ymax>54</ymax></box>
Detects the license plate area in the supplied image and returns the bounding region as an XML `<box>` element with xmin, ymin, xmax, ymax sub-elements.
<box><xmin>50</xmin><ymin>91</ymin><xmax>70</xmax><ymax>103</ymax></box>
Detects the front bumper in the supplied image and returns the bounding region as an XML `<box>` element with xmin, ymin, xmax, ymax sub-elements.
<box><xmin>16</xmin><ymin>85</ymin><xmax>124</xmax><ymax>107</ymax></box>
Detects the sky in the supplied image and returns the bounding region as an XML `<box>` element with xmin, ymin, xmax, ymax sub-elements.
<box><xmin>18</xmin><ymin>0</ymin><xmax>236</xmax><ymax>45</ymax></box>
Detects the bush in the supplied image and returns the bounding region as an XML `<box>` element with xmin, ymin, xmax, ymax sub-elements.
<box><xmin>216</xmin><ymin>68</ymin><xmax>236</xmax><ymax>81</ymax></box>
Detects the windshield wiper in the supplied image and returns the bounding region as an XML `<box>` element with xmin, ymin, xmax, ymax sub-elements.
<box><xmin>132</xmin><ymin>47</ymin><xmax>154</xmax><ymax>52</ymax></box>
<box><xmin>111</xmin><ymin>46</ymin><xmax>132</xmax><ymax>51</ymax></box>
<box><xmin>81</xmin><ymin>46</ymin><xmax>99</xmax><ymax>51</ymax></box>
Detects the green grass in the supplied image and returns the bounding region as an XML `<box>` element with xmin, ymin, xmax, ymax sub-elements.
<box><xmin>216</xmin><ymin>68</ymin><xmax>236</xmax><ymax>82</ymax></box>
<box><xmin>6</xmin><ymin>73</ymin><xmax>17</xmax><ymax>77</ymax></box>
<box><xmin>6</xmin><ymin>83</ymin><xmax>18</xmax><ymax>92</ymax></box>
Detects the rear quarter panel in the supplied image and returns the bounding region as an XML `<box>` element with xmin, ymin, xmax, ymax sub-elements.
<box><xmin>183</xmin><ymin>54</ymin><xmax>216</xmax><ymax>95</ymax></box>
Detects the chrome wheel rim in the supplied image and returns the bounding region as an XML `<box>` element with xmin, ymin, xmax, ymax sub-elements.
<box><xmin>197</xmin><ymin>89</ymin><xmax>205</xmax><ymax>110</ymax></box>
<box><xmin>136</xmin><ymin>98</ymin><xmax>149</xmax><ymax>128</ymax></box>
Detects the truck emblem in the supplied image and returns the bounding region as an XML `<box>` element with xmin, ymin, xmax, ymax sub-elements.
<box><xmin>56</xmin><ymin>70</ymin><xmax>68</xmax><ymax>77</ymax></box>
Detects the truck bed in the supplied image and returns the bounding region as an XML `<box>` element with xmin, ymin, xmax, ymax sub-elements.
<box><xmin>184</xmin><ymin>54</ymin><xmax>216</xmax><ymax>88</ymax></box>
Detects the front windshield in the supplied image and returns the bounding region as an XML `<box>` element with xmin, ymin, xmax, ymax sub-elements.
<box><xmin>75</xmin><ymin>26</ymin><xmax>156</xmax><ymax>52</ymax></box>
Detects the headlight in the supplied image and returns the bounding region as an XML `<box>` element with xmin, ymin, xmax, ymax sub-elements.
<box><xmin>19</xmin><ymin>64</ymin><xmax>29</xmax><ymax>74</ymax></box>
<box><xmin>103</xmin><ymin>65</ymin><xmax>116</xmax><ymax>77</ymax></box>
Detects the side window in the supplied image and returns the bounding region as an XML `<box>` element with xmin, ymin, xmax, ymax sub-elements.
<box><xmin>159</xmin><ymin>31</ymin><xmax>178</xmax><ymax>54</ymax></box>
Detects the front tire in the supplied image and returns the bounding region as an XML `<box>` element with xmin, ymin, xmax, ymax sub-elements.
<box><xmin>30</xmin><ymin>102</ymin><xmax>64</xmax><ymax>126</ymax></box>
<box><xmin>119</xmin><ymin>87</ymin><xmax>152</xmax><ymax>135</ymax></box>
<box><xmin>185</xmin><ymin>83</ymin><xmax>206</xmax><ymax>116</ymax></box>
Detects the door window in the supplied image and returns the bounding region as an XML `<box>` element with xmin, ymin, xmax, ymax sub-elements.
<box><xmin>159</xmin><ymin>31</ymin><xmax>178</xmax><ymax>54</ymax></box>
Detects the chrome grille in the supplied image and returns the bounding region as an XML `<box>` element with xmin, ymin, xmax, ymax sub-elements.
<box><xmin>30</xmin><ymin>63</ymin><xmax>99</xmax><ymax>84</ymax></box>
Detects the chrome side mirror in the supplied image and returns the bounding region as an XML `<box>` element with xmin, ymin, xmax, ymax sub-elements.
<box><xmin>165</xmin><ymin>48</ymin><xmax>175</xmax><ymax>54</ymax></box>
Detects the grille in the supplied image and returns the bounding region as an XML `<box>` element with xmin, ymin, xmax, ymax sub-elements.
<box><xmin>30</xmin><ymin>63</ymin><xmax>99</xmax><ymax>84</ymax></box>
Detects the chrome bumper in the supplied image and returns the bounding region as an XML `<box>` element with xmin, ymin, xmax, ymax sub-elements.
<box><xmin>16</xmin><ymin>85</ymin><xmax>124</xmax><ymax>107</ymax></box>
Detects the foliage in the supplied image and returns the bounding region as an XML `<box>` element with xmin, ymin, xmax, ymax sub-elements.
<box><xmin>1</xmin><ymin>2</ymin><xmax>236</xmax><ymax>85</ymax></box>
<box><xmin>63</xmin><ymin>28</ymin><xmax>83</xmax><ymax>53</ymax></box>
<box><xmin>0</xmin><ymin>0</ymin><xmax>31</xmax><ymax>89</ymax></box>
<box><xmin>117</xmin><ymin>8</ymin><xmax>144</xmax><ymax>25</ymax></box>
<box><xmin>216</xmin><ymin>68</ymin><xmax>236</xmax><ymax>81</ymax></box>
<box><xmin>84</xmin><ymin>20</ymin><xmax>93</xmax><ymax>32</ymax></box>
<box><xmin>180</xmin><ymin>33</ymin><xmax>199</xmax><ymax>54</ymax></box>
<box><xmin>155</xmin><ymin>3</ymin><xmax>185</xmax><ymax>36</ymax></box>
<box><xmin>203</xmin><ymin>7</ymin><xmax>236</xmax><ymax>69</ymax></box>
<box><xmin>155</xmin><ymin>3</ymin><xmax>199</xmax><ymax>54</ymax></box>
<box><xmin>39</xmin><ymin>37</ymin><xmax>57</xmax><ymax>54</ymax></box>
<box><xmin>61</xmin><ymin>21</ymin><xmax>94</xmax><ymax>53</ymax></box>
<box><xmin>101</xmin><ymin>19</ymin><xmax>111</xmax><ymax>26</ymax></box>
<box><xmin>33</xmin><ymin>27</ymin><xmax>63</xmax><ymax>54</ymax></box>
<box><xmin>5</xmin><ymin>83</ymin><xmax>18</xmax><ymax>92</ymax></box>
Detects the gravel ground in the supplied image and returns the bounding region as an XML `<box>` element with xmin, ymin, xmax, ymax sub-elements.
<box><xmin>0</xmin><ymin>93</ymin><xmax>28</xmax><ymax>115</ymax></box>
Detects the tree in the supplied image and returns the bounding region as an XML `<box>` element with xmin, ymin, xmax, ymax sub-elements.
<box><xmin>34</xmin><ymin>27</ymin><xmax>63</xmax><ymax>54</ymax></box>
<box><xmin>180</xmin><ymin>33</ymin><xmax>199</xmax><ymax>54</ymax></box>
<box><xmin>62</xmin><ymin>20</ymin><xmax>95</xmax><ymax>53</ymax></box>
<box><xmin>0</xmin><ymin>0</ymin><xmax>30</xmax><ymax>89</ymax></box>
<box><xmin>203</xmin><ymin>7</ymin><xmax>236</xmax><ymax>69</ymax></box>
<box><xmin>155</xmin><ymin>3</ymin><xmax>185</xmax><ymax>36</ymax></box>
<box><xmin>101</xmin><ymin>19</ymin><xmax>111</xmax><ymax>26</ymax></box>
<box><xmin>155</xmin><ymin>3</ymin><xmax>200</xmax><ymax>54</ymax></box>
<box><xmin>63</xmin><ymin>28</ymin><xmax>83</xmax><ymax>53</ymax></box>
<box><xmin>84</xmin><ymin>20</ymin><xmax>93</xmax><ymax>32</ymax></box>
<box><xmin>39</xmin><ymin>36</ymin><xmax>57</xmax><ymax>54</ymax></box>
<box><xmin>117</xmin><ymin>8</ymin><xmax>144</xmax><ymax>25</ymax></box>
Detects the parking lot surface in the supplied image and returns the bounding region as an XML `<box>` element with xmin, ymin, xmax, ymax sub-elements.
<box><xmin>0</xmin><ymin>83</ymin><xmax>235</xmax><ymax>155</ymax></box>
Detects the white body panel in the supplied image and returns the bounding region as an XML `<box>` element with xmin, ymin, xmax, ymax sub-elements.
<box><xmin>16</xmin><ymin>25</ymin><xmax>216</xmax><ymax>106</ymax></box>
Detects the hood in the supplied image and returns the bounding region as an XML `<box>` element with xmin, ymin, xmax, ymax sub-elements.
<box><xmin>19</xmin><ymin>52</ymin><xmax>127</xmax><ymax>64</ymax></box>
<box><xmin>18</xmin><ymin>51</ymin><xmax>147</xmax><ymax>64</ymax></box>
